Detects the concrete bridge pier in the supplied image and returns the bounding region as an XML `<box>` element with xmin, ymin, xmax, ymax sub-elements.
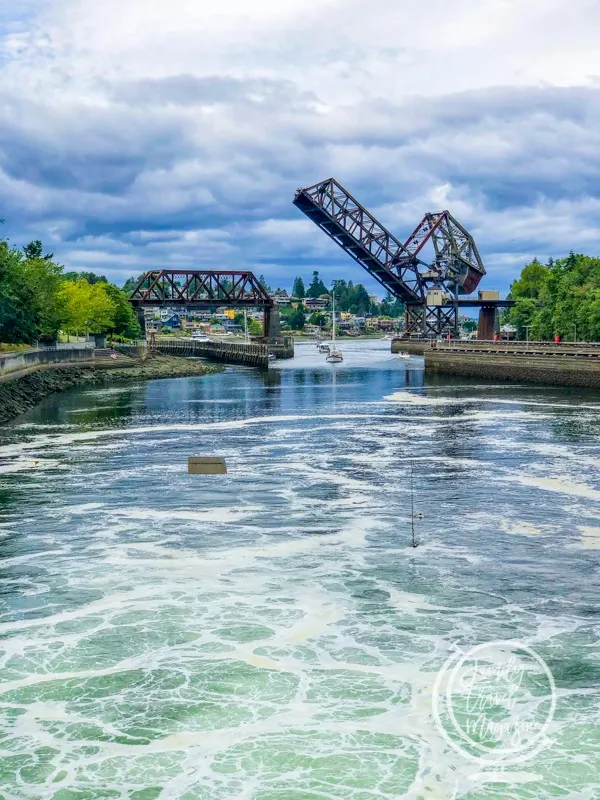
<box><xmin>477</xmin><ymin>306</ymin><xmax>499</xmax><ymax>340</ymax></box>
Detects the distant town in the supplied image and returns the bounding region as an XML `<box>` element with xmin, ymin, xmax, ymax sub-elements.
<box><xmin>141</xmin><ymin>270</ymin><xmax>490</xmax><ymax>339</ymax></box>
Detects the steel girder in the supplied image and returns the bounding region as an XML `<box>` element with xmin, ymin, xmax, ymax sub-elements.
<box><xmin>293</xmin><ymin>177</ymin><xmax>486</xmax><ymax>337</ymax></box>
<box><xmin>404</xmin><ymin>304</ymin><xmax>459</xmax><ymax>338</ymax></box>
<box><xmin>293</xmin><ymin>178</ymin><xmax>425</xmax><ymax>304</ymax></box>
<box><xmin>401</xmin><ymin>212</ymin><xmax>485</xmax><ymax>295</ymax></box>
<box><xmin>129</xmin><ymin>270</ymin><xmax>274</xmax><ymax>308</ymax></box>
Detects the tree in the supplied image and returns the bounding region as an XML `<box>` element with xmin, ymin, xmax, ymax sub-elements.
<box><xmin>103</xmin><ymin>284</ymin><xmax>141</xmax><ymax>339</ymax></box>
<box><xmin>0</xmin><ymin>238</ymin><xmax>65</xmax><ymax>343</ymax></box>
<box><xmin>508</xmin><ymin>253</ymin><xmax>600</xmax><ymax>341</ymax></box>
<box><xmin>307</xmin><ymin>271</ymin><xmax>328</xmax><ymax>298</ymax></box>
<box><xmin>247</xmin><ymin>317</ymin><xmax>262</xmax><ymax>336</ymax></box>
<box><xmin>122</xmin><ymin>274</ymin><xmax>146</xmax><ymax>295</ymax></box>
<box><xmin>259</xmin><ymin>274</ymin><xmax>272</xmax><ymax>292</ymax></box>
<box><xmin>20</xmin><ymin>254</ymin><xmax>66</xmax><ymax>339</ymax></box>
<box><xmin>0</xmin><ymin>241</ymin><xmax>36</xmax><ymax>343</ymax></box>
<box><xmin>63</xmin><ymin>271</ymin><xmax>107</xmax><ymax>285</ymax></box>
<box><xmin>23</xmin><ymin>240</ymin><xmax>54</xmax><ymax>261</ymax></box>
<box><xmin>508</xmin><ymin>260</ymin><xmax>549</xmax><ymax>300</ymax></box>
<box><xmin>288</xmin><ymin>309</ymin><xmax>306</xmax><ymax>330</ymax></box>
<box><xmin>60</xmin><ymin>279</ymin><xmax>116</xmax><ymax>336</ymax></box>
<box><xmin>292</xmin><ymin>276</ymin><xmax>305</xmax><ymax>298</ymax></box>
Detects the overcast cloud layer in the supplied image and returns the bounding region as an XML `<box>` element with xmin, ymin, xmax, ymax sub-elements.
<box><xmin>1</xmin><ymin>0</ymin><xmax>599</xmax><ymax>294</ymax></box>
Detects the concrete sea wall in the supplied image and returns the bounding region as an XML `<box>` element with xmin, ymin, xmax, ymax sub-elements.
<box><xmin>425</xmin><ymin>349</ymin><xmax>600</xmax><ymax>388</ymax></box>
<box><xmin>0</xmin><ymin>356</ymin><xmax>221</xmax><ymax>424</ymax></box>
<box><xmin>0</xmin><ymin>345</ymin><xmax>95</xmax><ymax>377</ymax></box>
<box><xmin>391</xmin><ymin>339</ymin><xmax>429</xmax><ymax>355</ymax></box>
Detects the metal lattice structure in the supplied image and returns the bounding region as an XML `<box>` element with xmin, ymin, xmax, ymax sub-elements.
<box><xmin>293</xmin><ymin>178</ymin><xmax>486</xmax><ymax>336</ymax></box>
<box><xmin>129</xmin><ymin>270</ymin><xmax>274</xmax><ymax>308</ymax></box>
<box><xmin>129</xmin><ymin>269</ymin><xmax>275</xmax><ymax>338</ymax></box>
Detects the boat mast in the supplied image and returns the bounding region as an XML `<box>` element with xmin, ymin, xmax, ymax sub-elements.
<box><xmin>331</xmin><ymin>290</ymin><xmax>336</xmax><ymax>349</ymax></box>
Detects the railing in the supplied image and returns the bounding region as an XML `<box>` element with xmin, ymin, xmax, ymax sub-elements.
<box><xmin>429</xmin><ymin>340</ymin><xmax>600</xmax><ymax>360</ymax></box>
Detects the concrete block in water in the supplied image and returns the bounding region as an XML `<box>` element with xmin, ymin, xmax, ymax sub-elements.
<box><xmin>188</xmin><ymin>456</ymin><xmax>227</xmax><ymax>475</ymax></box>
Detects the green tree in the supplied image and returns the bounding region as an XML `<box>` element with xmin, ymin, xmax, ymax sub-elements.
<box><xmin>508</xmin><ymin>253</ymin><xmax>600</xmax><ymax>341</ymax></box>
<box><xmin>103</xmin><ymin>284</ymin><xmax>141</xmax><ymax>339</ymax></box>
<box><xmin>509</xmin><ymin>259</ymin><xmax>549</xmax><ymax>300</ymax></box>
<box><xmin>307</xmin><ymin>271</ymin><xmax>328</xmax><ymax>298</ymax></box>
<box><xmin>63</xmin><ymin>271</ymin><xmax>107</xmax><ymax>285</ymax></box>
<box><xmin>259</xmin><ymin>274</ymin><xmax>272</xmax><ymax>292</ymax></box>
<box><xmin>23</xmin><ymin>240</ymin><xmax>54</xmax><ymax>261</ymax></box>
<box><xmin>122</xmin><ymin>274</ymin><xmax>146</xmax><ymax>295</ymax></box>
<box><xmin>247</xmin><ymin>317</ymin><xmax>262</xmax><ymax>336</ymax></box>
<box><xmin>60</xmin><ymin>279</ymin><xmax>116</xmax><ymax>336</ymax></box>
<box><xmin>292</xmin><ymin>276</ymin><xmax>306</xmax><ymax>298</ymax></box>
<box><xmin>0</xmin><ymin>241</ymin><xmax>36</xmax><ymax>343</ymax></box>
<box><xmin>289</xmin><ymin>309</ymin><xmax>306</xmax><ymax>330</ymax></box>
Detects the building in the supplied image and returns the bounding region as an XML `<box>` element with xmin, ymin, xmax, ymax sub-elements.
<box><xmin>270</xmin><ymin>290</ymin><xmax>292</xmax><ymax>306</ymax></box>
<box><xmin>303</xmin><ymin>297</ymin><xmax>329</xmax><ymax>311</ymax></box>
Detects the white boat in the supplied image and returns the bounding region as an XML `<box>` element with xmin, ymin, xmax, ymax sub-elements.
<box><xmin>318</xmin><ymin>343</ymin><xmax>330</xmax><ymax>353</ymax></box>
<box><xmin>326</xmin><ymin>290</ymin><xmax>343</xmax><ymax>363</ymax></box>
<box><xmin>398</xmin><ymin>351</ymin><xmax>410</xmax><ymax>359</ymax></box>
<box><xmin>268</xmin><ymin>353</ymin><xmax>276</xmax><ymax>362</ymax></box>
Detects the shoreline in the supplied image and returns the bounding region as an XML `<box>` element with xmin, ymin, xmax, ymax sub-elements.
<box><xmin>0</xmin><ymin>355</ymin><xmax>223</xmax><ymax>425</ymax></box>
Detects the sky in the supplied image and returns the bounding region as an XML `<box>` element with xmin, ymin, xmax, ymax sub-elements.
<box><xmin>0</xmin><ymin>0</ymin><xmax>599</xmax><ymax>297</ymax></box>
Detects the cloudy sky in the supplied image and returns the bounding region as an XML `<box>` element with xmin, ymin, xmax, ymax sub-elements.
<box><xmin>1</xmin><ymin>0</ymin><xmax>599</xmax><ymax>295</ymax></box>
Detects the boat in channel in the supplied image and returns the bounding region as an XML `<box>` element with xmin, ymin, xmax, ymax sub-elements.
<box><xmin>325</xmin><ymin>290</ymin><xmax>343</xmax><ymax>364</ymax></box>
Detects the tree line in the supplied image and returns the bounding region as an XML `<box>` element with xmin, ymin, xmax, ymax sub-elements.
<box><xmin>506</xmin><ymin>253</ymin><xmax>600</xmax><ymax>341</ymax></box>
<box><xmin>0</xmin><ymin>238</ymin><xmax>140</xmax><ymax>344</ymax></box>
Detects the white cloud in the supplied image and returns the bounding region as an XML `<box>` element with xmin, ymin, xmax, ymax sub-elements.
<box><xmin>0</xmin><ymin>0</ymin><xmax>599</xmax><ymax>293</ymax></box>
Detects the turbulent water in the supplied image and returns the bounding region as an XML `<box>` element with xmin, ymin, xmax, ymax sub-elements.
<box><xmin>0</xmin><ymin>339</ymin><xmax>599</xmax><ymax>799</ymax></box>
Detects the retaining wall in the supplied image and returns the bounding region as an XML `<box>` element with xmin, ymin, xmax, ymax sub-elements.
<box><xmin>0</xmin><ymin>347</ymin><xmax>95</xmax><ymax>378</ymax></box>
<box><xmin>156</xmin><ymin>338</ymin><xmax>269</xmax><ymax>367</ymax></box>
<box><xmin>425</xmin><ymin>349</ymin><xmax>600</xmax><ymax>388</ymax></box>
<box><xmin>391</xmin><ymin>339</ymin><xmax>430</xmax><ymax>355</ymax></box>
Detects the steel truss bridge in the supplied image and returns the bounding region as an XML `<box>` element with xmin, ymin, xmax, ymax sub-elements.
<box><xmin>293</xmin><ymin>177</ymin><xmax>496</xmax><ymax>337</ymax></box>
<box><xmin>129</xmin><ymin>269</ymin><xmax>277</xmax><ymax>337</ymax></box>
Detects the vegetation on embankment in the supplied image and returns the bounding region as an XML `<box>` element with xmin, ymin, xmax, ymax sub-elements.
<box><xmin>0</xmin><ymin>237</ymin><xmax>141</xmax><ymax>345</ymax></box>
<box><xmin>506</xmin><ymin>253</ymin><xmax>600</xmax><ymax>340</ymax></box>
<box><xmin>0</xmin><ymin>356</ymin><xmax>222</xmax><ymax>424</ymax></box>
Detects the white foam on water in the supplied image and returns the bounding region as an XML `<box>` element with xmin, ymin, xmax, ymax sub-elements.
<box><xmin>570</xmin><ymin>525</ymin><xmax>600</xmax><ymax>550</ymax></box>
<box><xmin>1</xmin><ymin>359</ymin><xmax>599</xmax><ymax>799</ymax></box>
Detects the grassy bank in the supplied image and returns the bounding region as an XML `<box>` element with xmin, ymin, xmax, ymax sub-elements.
<box><xmin>0</xmin><ymin>355</ymin><xmax>222</xmax><ymax>424</ymax></box>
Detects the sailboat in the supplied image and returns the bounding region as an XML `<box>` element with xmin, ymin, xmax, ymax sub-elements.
<box><xmin>326</xmin><ymin>291</ymin><xmax>343</xmax><ymax>363</ymax></box>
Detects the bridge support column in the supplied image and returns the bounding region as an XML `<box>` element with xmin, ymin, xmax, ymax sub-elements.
<box><xmin>477</xmin><ymin>306</ymin><xmax>499</xmax><ymax>340</ymax></box>
<box><xmin>264</xmin><ymin>303</ymin><xmax>281</xmax><ymax>342</ymax></box>
<box><xmin>135</xmin><ymin>307</ymin><xmax>147</xmax><ymax>340</ymax></box>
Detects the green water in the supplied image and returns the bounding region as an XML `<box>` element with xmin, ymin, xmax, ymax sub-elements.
<box><xmin>0</xmin><ymin>341</ymin><xmax>598</xmax><ymax>798</ymax></box>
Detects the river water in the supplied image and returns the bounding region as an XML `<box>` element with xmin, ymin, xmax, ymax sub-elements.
<box><xmin>0</xmin><ymin>340</ymin><xmax>599</xmax><ymax>799</ymax></box>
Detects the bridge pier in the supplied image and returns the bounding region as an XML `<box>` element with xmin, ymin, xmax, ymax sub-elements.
<box><xmin>477</xmin><ymin>306</ymin><xmax>499</xmax><ymax>340</ymax></box>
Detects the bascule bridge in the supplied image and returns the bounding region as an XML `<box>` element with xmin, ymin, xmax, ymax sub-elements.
<box><xmin>293</xmin><ymin>178</ymin><xmax>512</xmax><ymax>338</ymax></box>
